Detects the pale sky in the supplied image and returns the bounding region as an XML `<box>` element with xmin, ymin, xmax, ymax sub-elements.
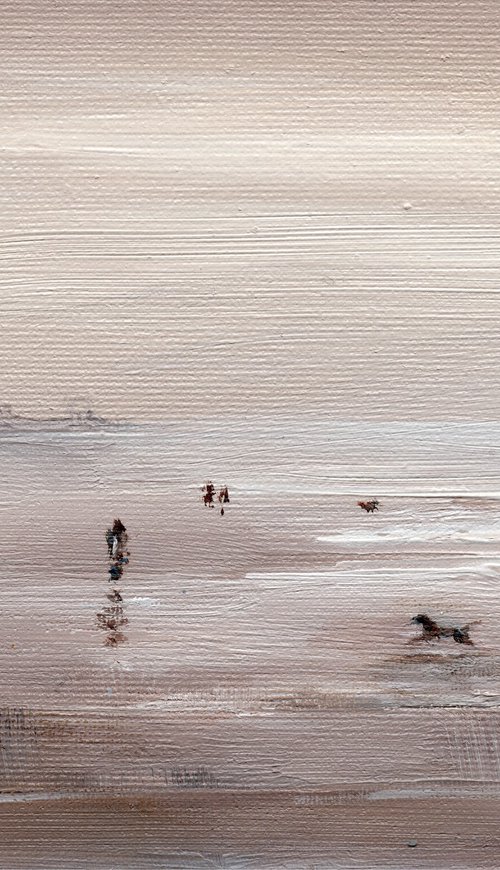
<box><xmin>1</xmin><ymin>0</ymin><xmax>499</xmax><ymax>421</ymax></box>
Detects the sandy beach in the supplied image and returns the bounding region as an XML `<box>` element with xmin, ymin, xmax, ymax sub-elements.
<box><xmin>1</xmin><ymin>422</ymin><xmax>500</xmax><ymax>866</ymax></box>
<box><xmin>2</xmin><ymin>0</ymin><xmax>500</xmax><ymax>865</ymax></box>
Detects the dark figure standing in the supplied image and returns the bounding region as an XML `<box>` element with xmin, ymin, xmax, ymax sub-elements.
<box><xmin>218</xmin><ymin>486</ymin><xmax>230</xmax><ymax>515</ymax></box>
<box><xmin>202</xmin><ymin>482</ymin><xmax>216</xmax><ymax>508</ymax></box>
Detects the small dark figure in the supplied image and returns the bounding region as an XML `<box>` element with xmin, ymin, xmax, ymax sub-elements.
<box><xmin>217</xmin><ymin>486</ymin><xmax>229</xmax><ymax>515</ymax></box>
<box><xmin>358</xmin><ymin>499</ymin><xmax>379</xmax><ymax>513</ymax></box>
<box><xmin>218</xmin><ymin>486</ymin><xmax>230</xmax><ymax>504</ymax></box>
<box><xmin>202</xmin><ymin>482</ymin><xmax>216</xmax><ymax>508</ymax></box>
<box><xmin>411</xmin><ymin>613</ymin><xmax>480</xmax><ymax>645</ymax></box>
<box><xmin>100</xmin><ymin>520</ymin><xmax>131</xmax><ymax>647</ymax></box>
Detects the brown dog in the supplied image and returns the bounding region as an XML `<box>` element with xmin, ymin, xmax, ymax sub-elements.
<box><xmin>411</xmin><ymin>613</ymin><xmax>480</xmax><ymax>645</ymax></box>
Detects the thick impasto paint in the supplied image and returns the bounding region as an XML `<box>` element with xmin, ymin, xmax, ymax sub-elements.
<box><xmin>1</xmin><ymin>1</ymin><xmax>499</xmax><ymax>867</ymax></box>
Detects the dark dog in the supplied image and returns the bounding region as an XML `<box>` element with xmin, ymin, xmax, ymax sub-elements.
<box><xmin>411</xmin><ymin>613</ymin><xmax>480</xmax><ymax>645</ymax></box>
<box><xmin>358</xmin><ymin>499</ymin><xmax>379</xmax><ymax>513</ymax></box>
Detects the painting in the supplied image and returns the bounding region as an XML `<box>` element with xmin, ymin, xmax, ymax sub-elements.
<box><xmin>1</xmin><ymin>1</ymin><xmax>499</xmax><ymax>867</ymax></box>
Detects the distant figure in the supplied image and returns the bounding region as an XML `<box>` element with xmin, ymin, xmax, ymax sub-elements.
<box><xmin>411</xmin><ymin>613</ymin><xmax>480</xmax><ymax>646</ymax></box>
<box><xmin>112</xmin><ymin>535</ymin><xmax>120</xmax><ymax>558</ymax></box>
<box><xmin>202</xmin><ymin>482</ymin><xmax>216</xmax><ymax>508</ymax></box>
<box><xmin>105</xmin><ymin>528</ymin><xmax>114</xmax><ymax>557</ymax></box>
<box><xmin>219</xmin><ymin>486</ymin><xmax>230</xmax><ymax>504</ymax></box>
<box><xmin>358</xmin><ymin>499</ymin><xmax>379</xmax><ymax>513</ymax></box>
<box><xmin>218</xmin><ymin>486</ymin><xmax>230</xmax><ymax>515</ymax></box>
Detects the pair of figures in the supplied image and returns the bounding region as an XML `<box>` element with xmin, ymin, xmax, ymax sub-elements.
<box><xmin>202</xmin><ymin>482</ymin><xmax>230</xmax><ymax>516</ymax></box>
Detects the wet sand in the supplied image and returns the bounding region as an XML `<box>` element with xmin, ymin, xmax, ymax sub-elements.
<box><xmin>1</xmin><ymin>423</ymin><xmax>500</xmax><ymax>866</ymax></box>
<box><xmin>1</xmin><ymin>792</ymin><xmax>500</xmax><ymax>869</ymax></box>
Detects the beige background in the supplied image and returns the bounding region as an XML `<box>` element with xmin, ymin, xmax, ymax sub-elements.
<box><xmin>1</xmin><ymin>1</ymin><xmax>500</xmax><ymax>867</ymax></box>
